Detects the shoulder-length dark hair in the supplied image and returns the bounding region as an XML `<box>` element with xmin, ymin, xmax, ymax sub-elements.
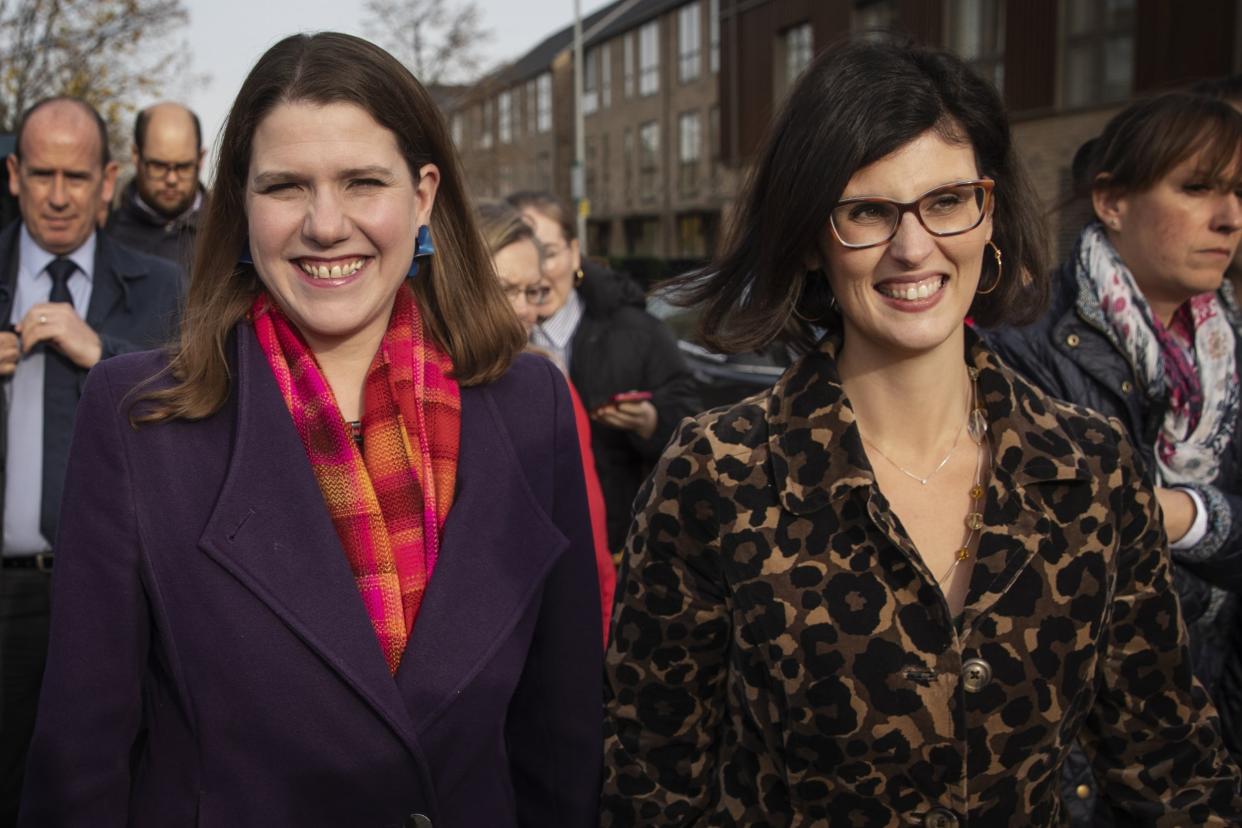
<box><xmin>1082</xmin><ymin>91</ymin><xmax>1242</xmax><ymax>203</ymax></box>
<box><xmin>674</xmin><ymin>38</ymin><xmax>1048</xmax><ymax>355</ymax></box>
<box><xmin>138</xmin><ymin>32</ymin><xmax>524</xmax><ymax>422</ymax></box>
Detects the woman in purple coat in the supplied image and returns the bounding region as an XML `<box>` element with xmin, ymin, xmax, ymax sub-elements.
<box><xmin>18</xmin><ymin>33</ymin><xmax>602</xmax><ymax>827</ymax></box>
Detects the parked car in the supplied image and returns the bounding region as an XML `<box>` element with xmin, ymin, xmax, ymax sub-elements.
<box><xmin>646</xmin><ymin>289</ymin><xmax>787</xmax><ymax>411</ymax></box>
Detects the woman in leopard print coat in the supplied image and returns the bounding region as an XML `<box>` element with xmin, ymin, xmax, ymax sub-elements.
<box><xmin>602</xmin><ymin>39</ymin><xmax>1241</xmax><ymax>827</ymax></box>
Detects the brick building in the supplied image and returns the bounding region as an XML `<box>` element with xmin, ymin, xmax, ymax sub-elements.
<box><xmin>721</xmin><ymin>0</ymin><xmax>1241</xmax><ymax>259</ymax></box>
<box><xmin>447</xmin><ymin>0</ymin><xmax>1242</xmax><ymax>261</ymax></box>
<box><xmin>576</xmin><ymin>0</ymin><xmax>737</xmax><ymax>258</ymax></box>
<box><xmin>447</xmin><ymin>0</ymin><xmax>734</xmax><ymax>259</ymax></box>
<box><xmin>448</xmin><ymin>2</ymin><xmax>637</xmax><ymax>222</ymax></box>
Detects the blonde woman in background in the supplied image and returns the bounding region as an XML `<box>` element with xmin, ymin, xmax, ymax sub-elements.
<box><xmin>477</xmin><ymin>201</ymin><xmax>615</xmax><ymax>643</ymax></box>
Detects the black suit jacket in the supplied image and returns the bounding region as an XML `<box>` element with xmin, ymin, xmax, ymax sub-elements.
<box><xmin>0</xmin><ymin>221</ymin><xmax>183</xmax><ymax>550</ymax></box>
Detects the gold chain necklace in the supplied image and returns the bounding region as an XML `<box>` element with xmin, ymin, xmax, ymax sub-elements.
<box><xmin>862</xmin><ymin>407</ymin><xmax>967</xmax><ymax>486</ymax></box>
<box><xmin>937</xmin><ymin>366</ymin><xmax>989</xmax><ymax>586</ymax></box>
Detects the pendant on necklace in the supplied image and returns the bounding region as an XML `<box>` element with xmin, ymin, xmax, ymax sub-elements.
<box><xmin>968</xmin><ymin>406</ymin><xmax>988</xmax><ymax>443</ymax></box>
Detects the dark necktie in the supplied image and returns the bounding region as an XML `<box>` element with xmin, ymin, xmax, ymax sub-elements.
<box><xmin>40</xmin><ymin>257</ymin><xmax>78</xmax><ymax>545</ymax></box>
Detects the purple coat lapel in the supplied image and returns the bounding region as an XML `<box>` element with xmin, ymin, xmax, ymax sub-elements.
<box><xmin>196</xmin><ymin>325</ymin><xmax>568</xmax><ymax>778</ymax></box>
<box><xmin>396</xmin><ymin>383</ymin><xmax>569</xmax><ymax>731</ymax></box>
<box><xmin>196</xmin><ymin>326</ymin><xmax>429</xmax><ymax>767</ymax></box>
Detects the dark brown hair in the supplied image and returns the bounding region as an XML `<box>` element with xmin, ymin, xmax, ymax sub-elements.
<box><xmin>138</xmin><ymin>32</ymin><xmax>524</xmax><ymax>422</ymax></box>
<box><xmin>505</xmin><ymin>190</ymin><xmax>577</xmax><ymax>243</ymax></box>
<box><xmin>669</xmin><ymin>38</ymin><xmax>1049</xmax><ymax>355</ymax></box>
<box><xmin>1192</xmin><ymin>74</ymin><xmax>1242</xmax><ymax>105</ymax></box>
<box><xmin>1082</xmin><ymin>92</ymin><xmax>1242</xmax><ymax>204</ymax></box>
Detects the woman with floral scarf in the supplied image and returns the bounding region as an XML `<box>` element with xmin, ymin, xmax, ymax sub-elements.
<box><xmin>986</xmin><ymin>90</ymin><xmax>1242</xmax><ymax>825</ymax></box>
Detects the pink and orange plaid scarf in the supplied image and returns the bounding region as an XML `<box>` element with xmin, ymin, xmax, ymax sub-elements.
<box><xmin>251</xmin><ymin>285</ymin><xmax>461</xmax><ymax>674</ymax></box>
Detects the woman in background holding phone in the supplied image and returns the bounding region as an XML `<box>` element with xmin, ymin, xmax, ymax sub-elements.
<box><xmin>506</xmin><ymin>191</ymin><xmax>701</xmax><ymax>554</ymax></box>
<box><xmin>477</xmin><ymin>200</ymin><xmax>615</xmax><ymax>643</ymax></box>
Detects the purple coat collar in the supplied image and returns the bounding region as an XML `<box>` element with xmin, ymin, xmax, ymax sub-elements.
<box><xmin>197</xmin><ymin>324</ymin><xmax>570</xmax><ymax>795</ymax></box>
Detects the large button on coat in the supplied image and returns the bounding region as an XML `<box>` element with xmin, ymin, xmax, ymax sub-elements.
<box><xmin>962</xmin><ymin>658</ymin><xmax>992</xmax><ymax>693</ymax></box>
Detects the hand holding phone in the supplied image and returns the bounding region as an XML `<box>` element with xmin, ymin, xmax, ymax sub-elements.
<box><xmin>592</xmin><ymin>390</ymin><xmax>658</xmax><ymax>439</ymax></box>
<box><xmin>605</xmin><ymin>390</ymin><xmax>653</xmax><ymax>405</ymax></box>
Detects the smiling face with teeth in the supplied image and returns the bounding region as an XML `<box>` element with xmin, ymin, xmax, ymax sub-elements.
<box><xmin>820</xmin><ymin>130</ymin><xmax>992</xmax><ymax>363</ymax></box>
<box><xmin>245</xmin><ymin>100</ymin><xmax>438</xmax><ymax>358</ymax></box>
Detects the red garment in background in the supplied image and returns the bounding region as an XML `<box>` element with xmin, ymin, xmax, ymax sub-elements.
<box><xmin>566</xmin><ymin>382</ymin><xmax>616</xmax><ymax>646</ymax></box>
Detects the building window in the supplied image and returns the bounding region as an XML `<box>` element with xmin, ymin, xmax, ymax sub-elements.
<box><xmin>525</xmin><ymin>79</ymin><xmax>537</xmax><ymax>135</ymax></box>
<box><xmin>498</xmin><ymin>164</ymin><xmax>514</xmax><ymax>197</ymax></box>
<box><xmin>536</xmin><ymin>151</ymin><xmax>552</xmax><ymax>190</ymax></box>
<box><xmin>639</xmin><ymin>120</ymin><xmax>659</xmax><ymax>200</ymax></box>
<box><xmin>853</xmin><ymin>0</ymin><xmax>897</xmax><ymax>38</ymax></box>
<box><xmin>624</xmin><ymin>33</ymin><xmax>635</xmax><ymax>98</ymax></box>
<box><xmin>1061</xmin><ymin>0</ymin><xmax>1135</xmax><ymax>108</ymax></box>
<box><xmin>586</xmin><ymin>137</ymin><xmax>598</xmax><ymax>200</ymax></box>
<box><xmin>708</xmin><ymin>104</ymin><xmax>720</xmax><ymax>183</ymax></box>
<box><xmin>588</xmin><ymin>221</ymin><xmax>611</xmax><ymax>257</ymax></box>
<box><xmin>601</xmin><ymin>43</ymin><xmax>613</xmax><ymax>108</ymax></box>
<box><xmin>451</xmin><ymin>114</ymin><xmax>463</xmax><ymax>147</ymax></box>
<box><xmin>782</xmin><ymin>22</ymin><xmax>813</xmax><ymax>89</ymax></box>
<box><xmin>709</xmin><ymin>0</ymin><xmax>720</xmax><ymax>73</ymax></box>
<box><xmin>584</xmin><ymin>48</ymin><xmax>600</xmax><ymax>115</ymax></box>
<box><xmin>478</xmin><ymin>100</ymin><xmax>493</xmax><ymax>149</ymax></box>
<box><xmin>678</xmin><ymin>110</ymin><xmax>701</xmax><ymax>195</ymax></box>
<box><xmin>947</xmin><ymin>0</ymin><xmax>1006</xmax><ymax>93</ymax></box>
<box><xmin>498</xmin><ymin>91</ymin><xmax>513</xmax><ymax>144</ymax></box>
<box><xmin>601</xmin><ymin>132</ymin><xmax>611</xmax><ymax>205</ymax></box>
<box><xmin>624</xmin><ymin>126</ymin><xmax>634</xmax><ymax>201</ymax></box>
<box><xmin>678</xmin><ymin>214</ymin><xmax>706</xmax><ymax>257</ymax></box>
<box><xmin>639</xmin><ymin>21</ymin><xmax>660</xmax><ymax>96</ymax></box>
<box><xmin>625</xmin><ymin>217</ymin><xmax>661</xmax><ymax>256</ymax></box>
<box><xmin>678</xmin><ymin>2</ymin><xmax>701</xmax><ymax>83</ymax></box>
<box><xmin>536</xmin><ymin>72</ymin><xmax>553</xmax><ymax>133</ymax></box>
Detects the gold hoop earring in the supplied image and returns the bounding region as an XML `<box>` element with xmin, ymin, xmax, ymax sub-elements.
<box><xmin>977</xmin><ymin>241</ymin><xmax>1002</xmax><ymax>296</ymax></box>
<box><xmin>573</xmin><ymin>268</ymin><xmax>585</xmax><ymax>287</ymax></box>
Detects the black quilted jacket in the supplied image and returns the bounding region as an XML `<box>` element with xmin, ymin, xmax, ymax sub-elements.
<box><xmin>567</xmin><ymin>262</ymin><xmax>701</xmax><ymax>551</ymax></box>
<box><xmin>984</xmin><ymin>261</ymin><xmax>1242</xmax><ymax>823</ymax></box>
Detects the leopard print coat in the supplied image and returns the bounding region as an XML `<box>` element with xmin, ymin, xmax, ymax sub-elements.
<box><xmin>602</xmin><ymin>333</ymin><xmax>1241</xmax><ymax>827</ymax></box>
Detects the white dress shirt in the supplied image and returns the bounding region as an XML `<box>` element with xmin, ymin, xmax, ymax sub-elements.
<box><xmin>530</xmin><ymin>288</ymin><xmax>584</xmax><ymax>372</ymax></box>
<box><xmin>3</xmin><ymin>227</ymin><xmax>96</xmax><ymax>555</ymax></box>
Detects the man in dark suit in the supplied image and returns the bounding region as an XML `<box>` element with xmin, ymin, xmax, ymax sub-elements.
<box><xmin>0</xmin><ymin>96</ymin><xmax>182</xmax><ymax>826</ymax></box>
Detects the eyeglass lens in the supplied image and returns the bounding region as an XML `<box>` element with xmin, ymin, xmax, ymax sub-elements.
<box><xmin>143</xmin><ymin>159</ymin><xmax>197</xmax><ymax>179</ymax></box>
<box><xmin>503</xmin><ymin>285</ymin><xmax>552</xmax><ymax>305</ymax></box>
<box><xmin>831</xmin><ymin>183</ymin><xmax>988</xmax><ymax>247</ymax></box>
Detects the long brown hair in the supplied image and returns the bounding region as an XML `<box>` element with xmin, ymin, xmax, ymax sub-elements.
<box><xmin>136</xmin><ymin>32</ymin><xmax>524</xmax><ymax>423</ymax></box>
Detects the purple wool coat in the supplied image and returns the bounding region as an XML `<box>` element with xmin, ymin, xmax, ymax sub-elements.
<box><xmin>18</xmin><ymin>324</ymin><xmax>603</xmax><ymax>828</ymax></box>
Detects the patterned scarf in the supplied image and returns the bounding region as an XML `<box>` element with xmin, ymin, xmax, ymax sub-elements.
<box><xmin>1076</xmin><ymin>222</ymin><xmax>1238</xmax><ymax>486</ymax></box>
<box><xmin>251</xmin><ymin>285</ymin><xmax>461</xmax><ymax>673</ymax></box>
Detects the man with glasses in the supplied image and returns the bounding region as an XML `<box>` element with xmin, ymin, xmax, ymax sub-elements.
<box><xmin>107</xmin><ymin>102</ymin><xmax>206</xmax><ymax>275</ymax></box>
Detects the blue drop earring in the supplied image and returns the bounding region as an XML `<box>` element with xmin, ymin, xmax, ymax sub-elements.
<box><xmin>407</xmin><ymin>224</ymin><xmax>434</xmax><ymax>278</ymax></box>
<box><xmin>238</xmin><ymin>238</ymin><xmax>253</xmax><ymax>266</ymax></box>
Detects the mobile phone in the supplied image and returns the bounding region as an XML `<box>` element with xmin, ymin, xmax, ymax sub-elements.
<box><xmin>606</xmin><ymin>390</ymin><xmax>653</xmax><ymax>405</ymax></box>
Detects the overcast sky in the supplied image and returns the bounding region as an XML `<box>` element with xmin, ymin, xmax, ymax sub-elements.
<box><xmin>165</xmin><ymin>0</ymin><xmax>612</xmax><ymax>163</ymax></box>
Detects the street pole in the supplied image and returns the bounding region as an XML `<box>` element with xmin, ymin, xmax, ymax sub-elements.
<box><xmin>572</xmin><ymin>0</ymin><xmax>588</xmax><ymax>257</ymax></box>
